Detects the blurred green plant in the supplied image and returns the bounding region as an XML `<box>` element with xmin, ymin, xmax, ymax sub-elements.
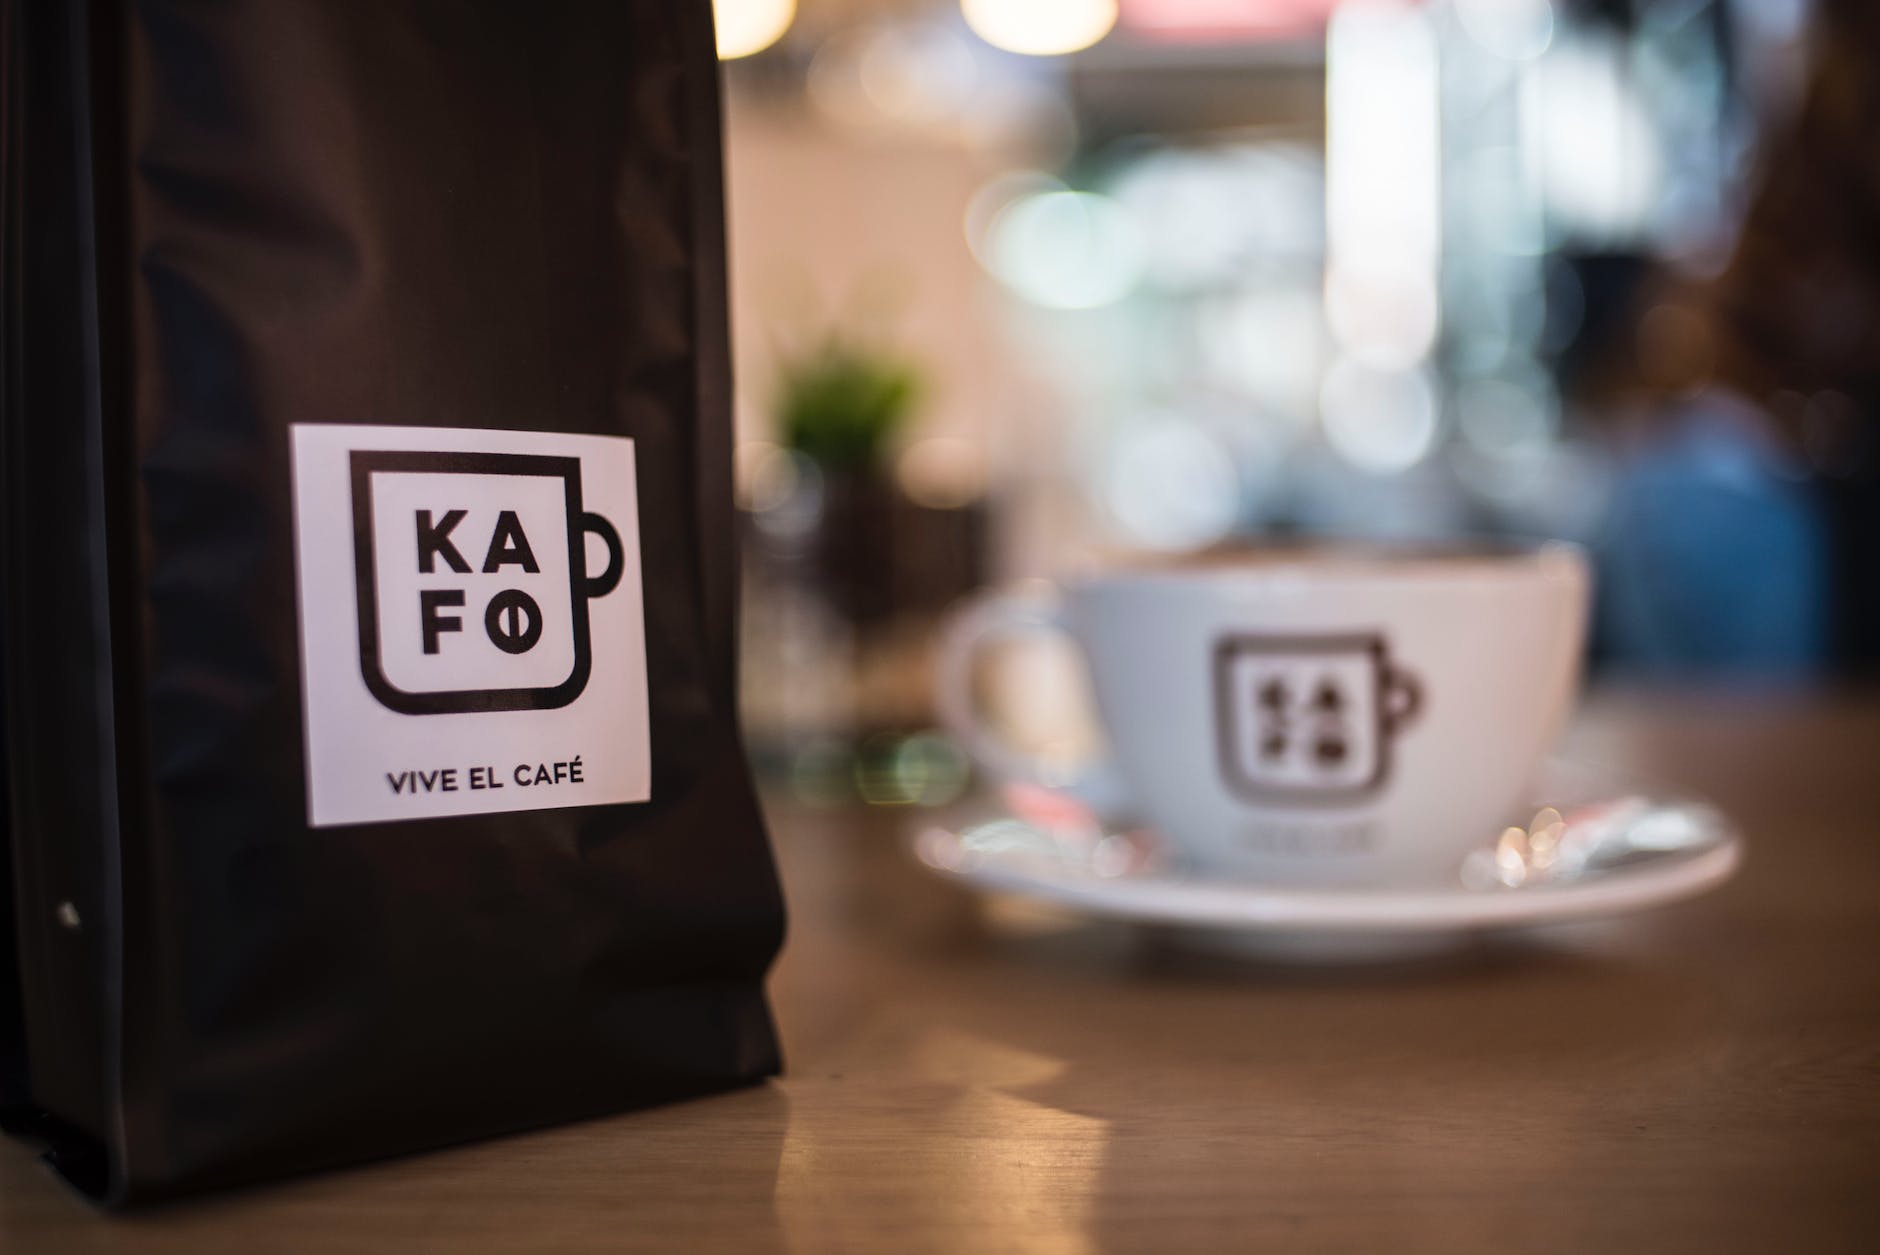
<box><xmin>775</xmin><ymin>336</ymin><xmax>922</xmax><ymax>472</ymax></box>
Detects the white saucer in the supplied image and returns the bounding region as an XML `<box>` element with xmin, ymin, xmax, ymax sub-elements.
<box><xmin>912</xmin><ymin>764</ymin><xmax>1742</xmax><ymax>960</ymax></box>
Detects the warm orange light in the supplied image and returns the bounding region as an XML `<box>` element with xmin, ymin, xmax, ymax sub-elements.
<box><xmin>714</xmin><ymin>0</ymin><xmax>795</xmax><ymax>60</ymax></box>
<box><xmin>962</xmin><ymin>0</ymin><xmax>1119</xmax><ymax>57</ymax></box>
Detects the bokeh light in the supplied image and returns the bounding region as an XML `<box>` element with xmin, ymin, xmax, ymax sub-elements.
<box><xmin>861</xmin><ymin>27</ymin><xmax>979</xmax><ymax>126</ymax></box>
<box><xmin>1319</xmin><ymin>359</ymin><xmax>1439</xmax><ymax>474</ymax></box>
<box><xmin>1324</xmin><ymin>264</ymin><xmax>1440</xmax><ymax>370</ymax></box>
<box><xmin>808</xmin><ymin>24</ymin><xmax>982</xmax><ymax>134</ymax></box>
<box><xmin>1196</xmin><ymin>288</ymin><xmax>1324</xmax><ymax>416</ymax></box>
<box><xmin>853</xmin><ymin>732</ymin><xmax>971</xmax><ymax>808</ymax></box>
<box><xmin>1104</xmin><ymin>420</ymin><xmax>1241</xmax><ymax>548</ymax></box>
<box><xmin>714</xmin><ymin>0</ymin><xmax>795</xmax><ymax>60</ymax></box>
<box><xmin>962</xmin><ymin>0</ymin><xmax>1119</xmax><ymax>57</ymax></box>
<box><xmin>1454</xmin><ymin>0</ymin><xmax>1555</xmax><ymax>62</ymax></box>
<box><xmin>1523</xmin><ymin>31</ymin><xmax>1661</xmax><ymax>241</ymax></box>
<box><xmin>984</xmin><ymin>190</ymin><xmax>1144</xmax><ymax>309</ymax></box>
<box><xmin>1325</xmin><ymin>1</ymin><xmax>1440</xmax><ymax>371</ymax></box>
<box><xmin>1110</xmin><ymin>145</ymin><xmax>1324</xmax><ymax>289</ymax></box>
<box><xmin>965</xmin><ymin>171</ymin><xmax>1067</xmax><ymax>265</ymax></box>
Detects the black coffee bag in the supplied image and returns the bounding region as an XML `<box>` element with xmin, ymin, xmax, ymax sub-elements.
<box><xmin>1</xmin><ymin>0</ymin><xmax>783</xmax><ymax>1204</ymax></box>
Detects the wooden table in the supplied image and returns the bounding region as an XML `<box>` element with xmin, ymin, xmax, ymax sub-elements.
<box><xmin>5</xmin><ymin>690</ymin><xmax>1880</xmax><ymax>1252</ymax></box>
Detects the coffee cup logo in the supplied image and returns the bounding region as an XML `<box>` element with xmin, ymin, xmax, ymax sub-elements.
<box><xmin>350</xmin><ymin>450</ymin><xmax>623</xmax><ymax>715</ymax></box>
<box><xmin>1214</xmin><ymin>632</ymin><xmax>1422</xmax><ymax>803</ymax></box>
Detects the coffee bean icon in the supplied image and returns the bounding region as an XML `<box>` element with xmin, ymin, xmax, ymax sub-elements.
<box><xmin>484</xmin><ymin>589</ymin><xmax>544</xmax><ymax>655</ymax></box>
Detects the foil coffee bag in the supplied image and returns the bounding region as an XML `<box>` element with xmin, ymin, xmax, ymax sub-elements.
<box><xmin>1</xmin><ymin>0</ymin><xmax>783</xmax><ymax>1204</ymax></box>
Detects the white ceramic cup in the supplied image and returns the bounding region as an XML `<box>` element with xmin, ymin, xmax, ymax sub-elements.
<box><xmin>936</xmin><ymin>544</ymin><xmax>1591</xmax><ymax>887</ymax></box>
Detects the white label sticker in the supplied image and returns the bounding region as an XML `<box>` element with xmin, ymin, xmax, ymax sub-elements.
<box><xmin>290</xmin><ymin>423</ymin><xmax>650</xmax><ymax>826</ymax></box>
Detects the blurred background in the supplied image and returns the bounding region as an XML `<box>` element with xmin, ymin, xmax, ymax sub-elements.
<box><xmin>711</xmin><ymin>0</ymin><xmax>1879</xmax><ymax>806</ymax></box>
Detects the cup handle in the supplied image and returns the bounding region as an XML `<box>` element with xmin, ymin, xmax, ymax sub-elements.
<box><xmin>1382</xmin><ymin>664</ymin><xmax>1422</xmax><ymax>734</ymax></box>
<box><xmin>935</xmin><ymin>584</ymin><xmax>1131</xmax><ymax>817</ymax></box>
<box><xmin>580</xmin><ymin>512</ymin><xmax>624</xmax><ymax>599</ymax></box>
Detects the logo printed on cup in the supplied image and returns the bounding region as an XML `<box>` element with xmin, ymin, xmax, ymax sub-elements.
<box><xmin>1214</xmin><ymin>633</ymin><xmax>1422</xmax><ymax>804</ymax></box>
<box><xmin>939</xmin><ymin>550</ymin><xmax>1587</xmax><ymax>886</ymax></box>
<box><xmin>291</xmin><ymin>424</ymin><xmax>650</xmax><ymax>827</ymax></box>
<box><xmin>350</xmin><ymin>450</ymin><xmax>624</xmax><ymax>715</ymax></box>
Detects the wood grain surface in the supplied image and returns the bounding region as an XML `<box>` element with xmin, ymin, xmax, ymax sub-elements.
<box><xmin>4</xmin><ymin>689</ymin><xmax>1879</xmax><ymax>1252</ymax></box>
